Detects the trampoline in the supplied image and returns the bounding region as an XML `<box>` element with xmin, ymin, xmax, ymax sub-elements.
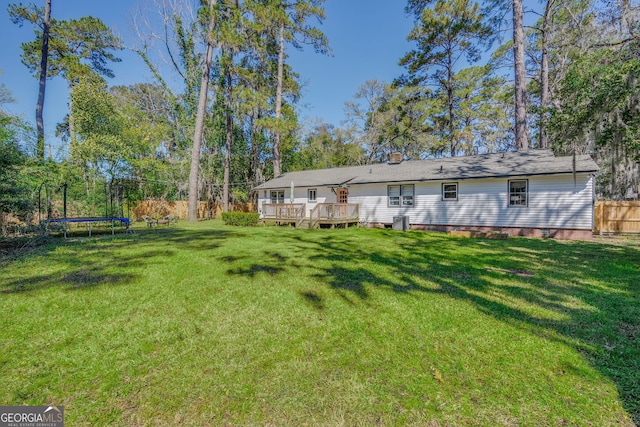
<box><xmin>40</xmin><ymin>181</ymin><xmax>133</xmax><ymax>238</ymax></box>
<box><xmin>45</xmin><ymin>217</ymin><xmax>131</xmax><ymax>238</ymax></box>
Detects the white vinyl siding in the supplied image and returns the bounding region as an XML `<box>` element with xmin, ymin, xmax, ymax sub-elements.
<box><xmin>348</xmin><ymin>174</ymin><xmax>594</xmax><ymax>230</ymax></box>
<box><xmin>257</xmin><ymin>173</ymin><xmax>595</xmax><ymax>230</ymax></box>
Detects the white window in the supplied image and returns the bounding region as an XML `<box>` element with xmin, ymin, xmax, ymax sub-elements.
<box><xmin>308</xmin><ymin>188</ymin><xmax>317</xmax><ymax>202</ymax></box>
<box><xmin>270</xmin><ymin>190</ymin><xmax>284</xmax><ymax>204</ymax></box>
<box><xmin>388</xmin><ymin>184</ymin><xmax>414</xmax><ymax>207</ymax></box>
<box><xmin>509</xmin><ymin>180</ymin><xmax>528</xmax><ymax>207</ymax></box>
<box><xmin>442</xmin><ymin>183</ymin><xmax>458</xmax><ymax>200</ymax></box>
<box><xmin>401</xmin><ymin>185</ymin><xmax>414</xmax><ymax>206</ymax></box>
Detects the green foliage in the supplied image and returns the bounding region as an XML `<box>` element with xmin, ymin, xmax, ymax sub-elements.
<box><xmin>9</xmin><ymin>4</ymin><xmax>122</xmax><ymax>82</ymax></box>
<box><xmin>246</xmin><ymin>0</ymin><xmax>329</xmax><ymax>177</ymax></box>
<box><xmin>249</xmin><ymin>0</ymin><xmax>329</xmax><ymax>55</ymax></box>
<box><xmin>70</xmin><ymin>79</ymin><xmax>130</xmax><ymax>179</ymax></box>
<box><xmin>0</xmin><ymin>117</ymin><xmax>31</xmax><ymax>217</ymax></box>
<box><xmin>552</xmin><ymin>47</ymin><xmax>640</xmax><ymax>152</ymax></box>
<box><xmin>221</xmin><ymin>211</ymin><xmax>260</xmax><ymax>226</ymax></box>
<box><xmin>9</xmin><ymin>3</ymin><xmax>122</xmax><ymax>161</ymax></box>
<box><xmin>291</xmin><ymin>121</ymin><xmax>363</xmax><ymax>170</ymax></box>
<box><xmin>65</xmin><ymin>79</ymin><xmax>192</xmax><ymax>208</ymax></box>
<box><xmin>377</xmin><ymin>85</ymin><xmax>439</xmax><ymax>158</ymax></box>
<box><xmin>110</xmin><ymin>82</ymin><xmax>189</xmax><ymax>201</ymax></box>
<box><xmin>345</xmin><ymin>79</ymin><xmax>480</xmax><ymax>161</ymax></box>
<box><xmin>0</xmin><ymin>83</ymin><xmax>35</xmax><ymax>157</ymax></box>
<box><xmin>400</xmin><ymin>0</ymin><xmax>490</xmax><ymax>85</ymax></box>
<box><xmin>452</xmin><ymin>65</ymin><xmax>513</xmax><ymax>153</ymax></box>
<box><xmin>397</xmin><ymin>0</ymin><xmax>494</xmax><ymax>156</ymax></box>
<box><xmin>549</xmin><ymin>43</ymin><xmax>640</xmax><ymax>198</ymax></box>
<box><xmin>344</xmin><ymin>79</ymin><xmax>397</xmax><ymax>163</ymax></box>
<box><xmin>0</xmin><ymin>84</ymin><xmax>34</xmax><ymax>222</ymax></box>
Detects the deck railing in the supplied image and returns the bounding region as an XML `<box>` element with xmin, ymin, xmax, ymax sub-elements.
<box><xmin>261</xmin><ymin>203</ymin><xmax>306</xmax><ymax>224</ymax></box>
<box><xmin>309</xmin><ymin>203</ymin><xmax>359</xmax><ymax>228</ymax></box>
<box><xmin>262</xmin><ymin>202</ymin><xmax>360</xmax><ymax>228</ymax></box>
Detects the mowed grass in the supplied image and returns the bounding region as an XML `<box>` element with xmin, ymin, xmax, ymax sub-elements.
<box><xmin>1</xmin><ymin>221</ymin><xmax>639</xmax><ymax>426</ymax></box>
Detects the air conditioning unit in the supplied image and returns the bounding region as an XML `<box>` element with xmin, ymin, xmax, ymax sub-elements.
<box><xmin>393</xmin><ymin>215</ymin><xmax>410</xmax><ymax>231</ymax></box>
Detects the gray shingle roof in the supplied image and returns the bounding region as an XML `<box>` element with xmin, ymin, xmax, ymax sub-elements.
<box><xmin>254</xmin><ymin>149</ymin><xmax>599</xmax><ymax>190</ymax></box>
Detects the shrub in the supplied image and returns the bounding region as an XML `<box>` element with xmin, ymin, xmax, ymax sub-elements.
<box><xmin>221</xmin><ymin>211</ymin><xmax>260</xmax><ymax>226</ymax></box>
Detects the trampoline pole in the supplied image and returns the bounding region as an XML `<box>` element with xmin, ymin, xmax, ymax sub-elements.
<box><xmin>38</xmin><ymin>182</ymin><xmax>42</xmax><ymax>223</ymax></box>
<box><xmin>63</xmin><ymin>183</ymin><xmax>68</xmax><ymax>239</ymax></box>
<box><xmin>63</xmin><ymin>184</ymin><xmax>67</xmax><ymax>220</ymax></box>
<box><xmin>105</xmin><ymin>182</ymin><xmax>109</xmax><ymax>218</ymax></box>
<box><xmin>46</xmin><ymin>184</ymin><xmax>50</xmax><ymax>219</ymax></box>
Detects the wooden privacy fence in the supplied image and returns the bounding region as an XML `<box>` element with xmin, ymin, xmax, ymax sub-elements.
<box><xmin>594</xmin><ymin>201</ymin><xmax>640</xmax><ymax>234</ymax></box>
<box><xmin>132</xmin><ymin>200</ymin><xmax>255</xmax><ymax>221</ymax></box>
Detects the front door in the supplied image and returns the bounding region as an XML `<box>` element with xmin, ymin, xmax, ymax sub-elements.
<box><xmin>337</xmin><ymin>188</ymin><xmax>348</xmax><ymax>203</ymax></box>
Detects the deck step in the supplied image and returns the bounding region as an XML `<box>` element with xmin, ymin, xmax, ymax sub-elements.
<box><xmin>297</xmin><ymin>219</ymin><xmax>314</xmax><ymax>228</ymax></box>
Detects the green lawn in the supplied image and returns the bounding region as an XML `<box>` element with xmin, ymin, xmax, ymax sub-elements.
<box><xmin>1</xmin><ymin>221</ymin><xmax>639</xmax><ymax>426</ymax></box>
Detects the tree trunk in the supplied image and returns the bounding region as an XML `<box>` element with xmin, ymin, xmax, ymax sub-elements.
<box><xmin>187</xmin><ymin>0</ymin><xmax>217</xmax><ymax>222</ymax></box>
<box><xmin>82</xmin><ymin>166</ymin><xmax>90</xmax><ymax>196</ymax></box>
<box><xmin>223</xmin><ymin>0</ymin><xmax>239</xmax><ymax>212</ymax></box>
<box><xmin>611</xmin><ymin>135</ymin><xmax>618</xmax><ymax>198</ymax></box>
<box><xmin>68</xmin><ymin>89</ymin><xmax>76</xmax><ymax>143</ymax></box>
<box><xmin>1</xmin><ymin>212</ymin><xmax>7</xmax><ymax>237</ymax></box>
<box><xmin>447</xmin><ymin>51</ymin><xmax>456</xmax><ymax>157</ymax></box>
<box><xmin>539</xmin><ymin>0</ymin><xmax>553</xmax><ymax>149</ymax></box>
<box><xmin>273</xmin><ymin>23</ymin><xmax>285</xmax><ymax>178</ymax></box>
<box><xmin>513</xmin><ymin>0</ymin><xmax>529</xmax><ymax>150</ymax></box>
<box><xmin>36</xmin><ymin>0</ymin><xmax>51</xmax><ymax>161</ymax></box>
<box><xmin>250</xmin><ymin>110</ymin><xmax>264</xmax><ymax>187</ymax></box>
<box><xmin>223</xmin><ymin>55</ymin><xmax>233</xmax><ymax>213</ymax></box>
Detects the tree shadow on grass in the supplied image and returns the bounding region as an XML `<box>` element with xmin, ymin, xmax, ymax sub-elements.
<box><xmin>299</xmin><ymin>290</ymin><xmax>325</xmax><ymax>310</ymax></box>
<box><xmin>1</xmin><ymin>251</ymin><xmax>141</xmax><ymax>293</ymax></box>
<box><xmin>284</xmin><ymin>229</ymin><xmax>640</xmax><ymax>423</ymax></box>
<box><xmin>2</xmin><ymin>269</ymin><xmax>139</xmax><ymax>294</ymax></box>
<box><xmin>136</xmin><ymin>227</ymin><xmax>237</xmax><ymax>251</ymax></box>
<box><xmin>0</xmin><ymin>226</ymin><xmax>236</xmax><ymax>294</ymax></box>
<box><xmin>226</xmin><ymin>264</ymin><xmax>286</xmax><ymax>278</ymax></box>
<box><xmin>224</xmin><ymin>249</ymin><xmax>289</xmax><ymax>278</ymax></box>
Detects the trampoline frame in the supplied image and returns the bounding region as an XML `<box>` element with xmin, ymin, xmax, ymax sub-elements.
<box><xmin>40</xmin><ymin>182</ymin><xmax>133</xmax><ymax>238</ymax></box>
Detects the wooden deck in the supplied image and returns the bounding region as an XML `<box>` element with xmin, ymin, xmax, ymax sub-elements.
<box><xmin>261</xmin><ymin>203</ymin><xmax>306</xmax><ymax>227</ymax></box>
<box><xmin>261</xmin><ymin>203</ymin><xmax>360</xmax><ymax>228</ymax></box>
<box><xmin>309</xmin><ymin>203</ymin><xmax>359</xmax><ymax>228</ymax></box>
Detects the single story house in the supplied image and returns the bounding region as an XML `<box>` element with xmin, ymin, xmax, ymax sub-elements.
<box><xmin>254</xmin><ymin>149</ymin><xmax>599</xmax><ymax>240</ymax></box>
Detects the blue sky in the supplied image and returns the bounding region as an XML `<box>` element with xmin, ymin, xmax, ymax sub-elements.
<box><xmin>0</xmin><ymin>0</ymin><xmax>414</xmax><ymax>147</ymax></box>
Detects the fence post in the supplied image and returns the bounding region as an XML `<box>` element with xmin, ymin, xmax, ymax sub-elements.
<box><xmin>595</xmin><ymin>201</ymin><xmax>602</xmax><ymax>234</ymax></box>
